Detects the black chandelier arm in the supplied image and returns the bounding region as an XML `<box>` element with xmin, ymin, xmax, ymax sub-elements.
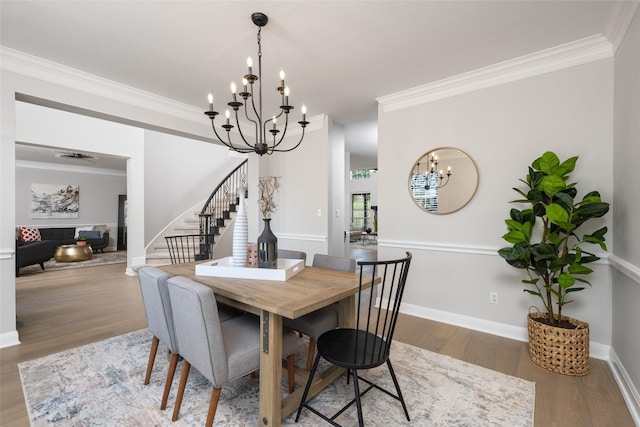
<box><xmin>270</xmin><ymin>126</ymin><xmax>306</xmax><ymax>153</ymax></box>
<box><xmin>209</xmin><ymin>117</ymin><xmax>255</xmax><ymax>153</ymax></box>
<box><xmin>208</xmin><ymin>119</ymin><xmax>230</xmax><ymax>148</ymax></box>
<box><xmin>233</xmin><ymin>109</ymin><xmax>258</xmax><ymax>150</ymax></box>
<box><xmin>271</xmin><ymin>113</ymin><xmax>291</xmax><ymax>149</ymax></box>
<box><xmin>242</xmin><ymin>102</ymin><xmax>260</xmax><ymax>145</ymax></box>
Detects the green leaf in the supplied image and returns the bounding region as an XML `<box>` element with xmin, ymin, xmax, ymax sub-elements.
<box><xmin>553</xmin><ymin>156</ymin><xmax>578</xmax><ymax>177</ymax></box>
<box><xmin>505</xmin><ymin>219</ymin><xmax>523</xmax><ymax>230</ymax></box>
<box><xmin>502</xmin><ymin>230</ymin><xmax>526</xmax><ymax>244</ymax></box>
<box><xmin>554</xmin><ymin>191</ymin><xmax>574</xmax><ymax>208</ymax></box>
<box><xmin>498</xmin><ymin>247</ymin><xmax>520</xmax><ymax>261</ymax></box>
<box><xmin>568</xmin><ymin>264</ymin><xmax>593</xmax><ymax>275</ymax></box>
<box><xmin>546</xmin><ymin>203</ymin><xmax>570</xmax><ymax>225</ymax></box>
<box><xmin>541</xmin><ymin>175</ymin><xmax>566</xmax><ymax>197</ymax></box>
<box><xmin>533</xmin><ymin>152</ymin><xmax>560</xmax><ymax>174</ymax></box>
<box><xmin>558</xmin><ymin>273</ymin><xmax>576</xmax><ymax>288</ymax></box>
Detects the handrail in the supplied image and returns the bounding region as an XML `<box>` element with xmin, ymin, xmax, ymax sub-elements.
<box><xmin>200</xmin><ymin>159</ymin><xmax>248</xmax><ymax>215</ymax></box>
<box><xmin>195</xmin><ymin>159</ymin><xmax>249</xmax><ymax>260</ymax></box>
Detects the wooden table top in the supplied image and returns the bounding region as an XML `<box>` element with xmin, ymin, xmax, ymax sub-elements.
<box><xmin>158</xmin><ymin>262</ymin><xmax>374</xmax><ymax>319</ymax></box>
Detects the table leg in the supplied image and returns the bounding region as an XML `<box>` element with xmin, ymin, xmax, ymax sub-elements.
<box><xmin>259</xmin><ymin>310</ymin><xmax>283</xmax><ymax>427</ymax></box>
<box><xmin>337</xmin><ymin>294</ymin><xmax>356</xmax><ymax>328</ymax></box>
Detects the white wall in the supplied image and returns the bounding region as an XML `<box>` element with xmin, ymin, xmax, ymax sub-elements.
<box><xmin>143</xmin><ymin>129</ymin><xmax>242</xmax><ymax>243</ymax></box>
<box><xmin>328</xmin><ymin>119</ymin><xmax>347</xmax><ymax>256</ymax></box>
<box><xmin>0</xmin><ymin>61</ymin><xmax>236</xmax><ymax>347</ymax></box>
<box><xmin>378</xmin><ymin>59</ymin><xmax>614</xmax><ymax>346</ymax></box>
<box><xmin>612</xmin><ymin>9</ymin><xmax>640</xmax><ymax>419</ymax></box>
<box><xmin>266</xmin><ymin>116</ymin><xmax>329</xmax><ymax>260</ymax></box>
<box><xmin>14</xmin><ymin>101</ymin><xmax>146</xmax><ymax>269</ymax></box>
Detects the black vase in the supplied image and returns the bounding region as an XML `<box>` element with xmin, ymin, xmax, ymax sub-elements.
<box><xmin>258</xmin><ymin>218</ymin><xmax>278</xmax><ymax>269</ymax></box>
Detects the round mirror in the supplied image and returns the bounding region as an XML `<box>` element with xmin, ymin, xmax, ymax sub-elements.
<box><xmin>408</xmin><ymin>147</ymin><xmax>478</xmax><ymax>214</ymax></box>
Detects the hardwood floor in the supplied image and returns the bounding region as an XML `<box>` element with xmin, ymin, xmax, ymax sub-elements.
<box><xmin>1</xmin><ymin>256</ymin><xmax>634</xmax><ymax>426</ymax></box>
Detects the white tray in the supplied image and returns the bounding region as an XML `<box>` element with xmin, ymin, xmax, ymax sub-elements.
<box><xmin>195</xmin><ymin>257</ymin><xmax>305</xmax><ymax>281</ymax></box>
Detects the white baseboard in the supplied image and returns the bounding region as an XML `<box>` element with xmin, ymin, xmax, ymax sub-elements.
<box><xmin>393</xmin><ymin>300</ymin><xmax>611</xmax><ymax>361</ymax></box>
<box><xmin>609</xmin><ymin>349</ymin><xmax>640</xmax><ymax>426</ymax></box>
<box><xmin>0</xmin><ymin>330</ymin><xmax>21</xmax><ymax>348</ymax></box>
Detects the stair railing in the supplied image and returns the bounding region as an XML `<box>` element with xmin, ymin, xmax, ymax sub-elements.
<box><xmin>196</xmin><ymin>159</ymin><xmax>248</xmax><ymax>260</ymax></box>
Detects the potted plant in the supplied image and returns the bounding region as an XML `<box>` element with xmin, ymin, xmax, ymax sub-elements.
<box><xmin>498</xmin><ymin>151</ymin><xmax>609</xmax><ymax>375</ymax></box>
<box><xmin>75</xmin><ymin>236</ymin><xmax>87</xmax><ymax>247</ymax></box>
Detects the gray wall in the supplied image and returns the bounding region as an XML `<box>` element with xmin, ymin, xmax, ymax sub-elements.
<box><xmin>379</xmin><ymin>59</ymin><xmax>614</xmax><ymax>345</ymax></box>
<box><xmin>15</xmin><ymin>164</ymin><xmax>125</xmax><ymax>246</ymax></box>
<box><xmin>612</xmin><ymin>10</ymin><xmax>640</xmax><ymax>416</ymax></box>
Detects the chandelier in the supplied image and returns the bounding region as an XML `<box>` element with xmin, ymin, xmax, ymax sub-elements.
<box><xmin>413</xmin><ymin>153</ymin><xmax>453</xmax><ymax>190</ymax></box>
<box><xmin>204</xmin><ymin>12</ymin><xmax>309</xmax><ymax>156</ymax></box>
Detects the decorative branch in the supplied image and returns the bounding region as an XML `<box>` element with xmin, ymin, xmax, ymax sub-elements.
<box><xmin>258</xmin><ymin>176</ymin><xmax>281</xmax><ymax>219</ymax></box>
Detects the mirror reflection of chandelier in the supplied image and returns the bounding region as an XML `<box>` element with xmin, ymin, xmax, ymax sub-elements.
<box><xmin>410</xmin><ymin>153</ymin><xmax>453</xmax><ymax>212</ymax></box>
<box><xmin>424</xmin><ymin>153</ymin><xmax>453</xmax><ymax>189</ymax></box>
<box><xmin>204</xmin><ymin>12</ymin><xmax>309</xmax><ymax>156</ymax></box>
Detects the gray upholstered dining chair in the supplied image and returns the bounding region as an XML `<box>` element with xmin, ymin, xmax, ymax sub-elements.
<box><xmin>167</xmin><ymin>276</ymin><xmax>299</xmax><ymax>426</ymax></box>
<box><xmin>278</xmin><ymin>248</ymin><xmax>307</xmax><ymax>264</ymax></box>
<box><xmin>137</xmin><ymin>266</ymin><xmax>242</xmax><ymax>411</ymax></box>
<box><xmin>137</xmin><ymin>266</ymin><xmax>180</xmax><ymax>411</ymax></box>
<box><xmin>284</xmin><ymin>254</ymin><xmax>357</xmax><ymax>370</ymax></box>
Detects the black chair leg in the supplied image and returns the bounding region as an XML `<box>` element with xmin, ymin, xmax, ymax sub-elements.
<box><xmin>351</xmin><ymin>369</ymin><xmax>365</xmax><ymax>427</ymax></box>
<box><xmin>387</xmin><ymin>359</ymin><xmax>410</xmax><ymax>421</ymax></box>
<box><xmin>295</xmin><ymin>352</ymin><xmax>321</xmax><ymax>422</ymax></box>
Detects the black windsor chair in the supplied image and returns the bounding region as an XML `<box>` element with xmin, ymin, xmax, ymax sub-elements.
<box><xmin>295</xmin><ymin>251</ymin><xmax>413</xmax><ymax>427</ymax></box>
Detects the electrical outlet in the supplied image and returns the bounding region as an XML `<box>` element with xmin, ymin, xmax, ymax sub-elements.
<box><xmin>490</xmin><ymin>292</ymin><xmax>498</xmax><ymax>304</ymax></box>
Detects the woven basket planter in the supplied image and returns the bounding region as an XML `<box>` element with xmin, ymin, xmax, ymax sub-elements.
<box><xmin>527</xmin><ymin>312</ymin><xmax>590</xmax><ymax>376</ymax></box>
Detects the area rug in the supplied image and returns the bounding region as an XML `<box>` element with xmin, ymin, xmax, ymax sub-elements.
<box><xmin>18</xmin><ymin>251</ymin><xmax>127</xmax><ymax>276</ymax></box>
<box><xmin>19</xmin><ymin>329</ymin><xmax>534</xmax><ymax>426</ymax></box>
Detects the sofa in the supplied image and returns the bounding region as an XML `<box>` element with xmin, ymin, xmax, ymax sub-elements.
<box><xmin>15</xmin><ymin>226</ymin><xmax>110</xmax><ymax>276</ymax></box>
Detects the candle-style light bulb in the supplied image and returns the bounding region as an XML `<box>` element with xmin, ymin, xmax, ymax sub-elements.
<box><xmin>284</xmin><ymin>87</ymin><xmax>289</xmax><ymax>105</ymax></box>
<box><xmin>247</xmin><ymin>57</ymin><xmax>253</xmax><ymax>75</ymax></box>
<box><xmin>242</xmin><ymin>78</ymin><xmax>248</xmax><ymax>92</ymax></box>
<box><xmin>448</xmin><ymin>166</ymin><xmax>452</xmax><ymax>173</ymax></box>
<box><xmin>280</xmin><ymin>70</ymin><xmax>285</xmax><ymax>87</ymax></box>
<box><xmin>230</xmin><ymin>82</ymin><xmax>237</xmax><ymax>94</ymax></box>
<box><xmin>225</xmin><ymin>109</ymin><xmax>230</xmax><ymax>125</ymax></box>
<box><xmin>208</xmin><ymin>94</ymin><xmax>214</xmax><ymax>111</ymax></box>
<box><xmin>301</xmin><ymin>104</ymin><xmax>307</xmax><ymax>121</ymax></box>
<box><xmin>272</xmin><ymin>116</ymin><xmax>277</xmax><ymax>129</ymax></box>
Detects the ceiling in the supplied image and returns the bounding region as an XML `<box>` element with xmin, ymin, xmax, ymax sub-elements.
<box><xmin>1</xmin><ymin>1</ymin><xmax>621</xmax><ymax>168</ymax></box>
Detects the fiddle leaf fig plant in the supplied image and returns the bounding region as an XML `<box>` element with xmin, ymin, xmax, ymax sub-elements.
<box><xmin>498</xmin><ymin>151</ymin><xmax>609</xmax><ymax>327</ymax></box>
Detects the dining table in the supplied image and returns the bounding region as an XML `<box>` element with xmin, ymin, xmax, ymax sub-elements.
<box><xmin>158</xmin><ymin>260</ymin><xmax>377</xmax><ymax>427</ymax></box>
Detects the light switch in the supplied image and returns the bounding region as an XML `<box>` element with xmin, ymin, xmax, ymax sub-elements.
<box><xmin>317</xmin><ymin>209</ymin><xmax>322</xmax><ymax>217</ymax></box>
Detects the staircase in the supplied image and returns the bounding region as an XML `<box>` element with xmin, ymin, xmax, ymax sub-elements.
<box><xmin>145</xmin><ymin>159</ymin><xmax>248</xmax><ymax>265</ymax></box>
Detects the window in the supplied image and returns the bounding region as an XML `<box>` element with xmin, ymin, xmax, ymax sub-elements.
<box><xmin>350</xmin><ymin>169</ymin><xmax>372</xmax><ymax>180</ymax></box>
<box><xmin>351</xmin><ymin>193</ymin><xmax>372</xmax><ymax>230</ymax></box>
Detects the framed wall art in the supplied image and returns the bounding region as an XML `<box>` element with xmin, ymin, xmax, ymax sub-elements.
<box><xmin>31</xmin><ymin>183</ymin><xmax>79</xmax><ymax>219</ymax></box>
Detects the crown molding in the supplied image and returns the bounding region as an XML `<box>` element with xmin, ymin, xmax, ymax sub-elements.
<box><xmin>604</xmin><ymin>1</ymin><xmax>640</xmax><ymax>53</ymax></box>
<box><xmin>0</xmin><ymin>46</ymin><xmax>203</xmax><ymax>124</ymax></box>
<box><xmin>15</xmin><ymin>160</ymin><xmax>126</xmax><ymax>176</ymax></box>
<box><xmin>377</xmin><ymin>34</ymin><xmax>614</xmax><ymax>112</ymax></box>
